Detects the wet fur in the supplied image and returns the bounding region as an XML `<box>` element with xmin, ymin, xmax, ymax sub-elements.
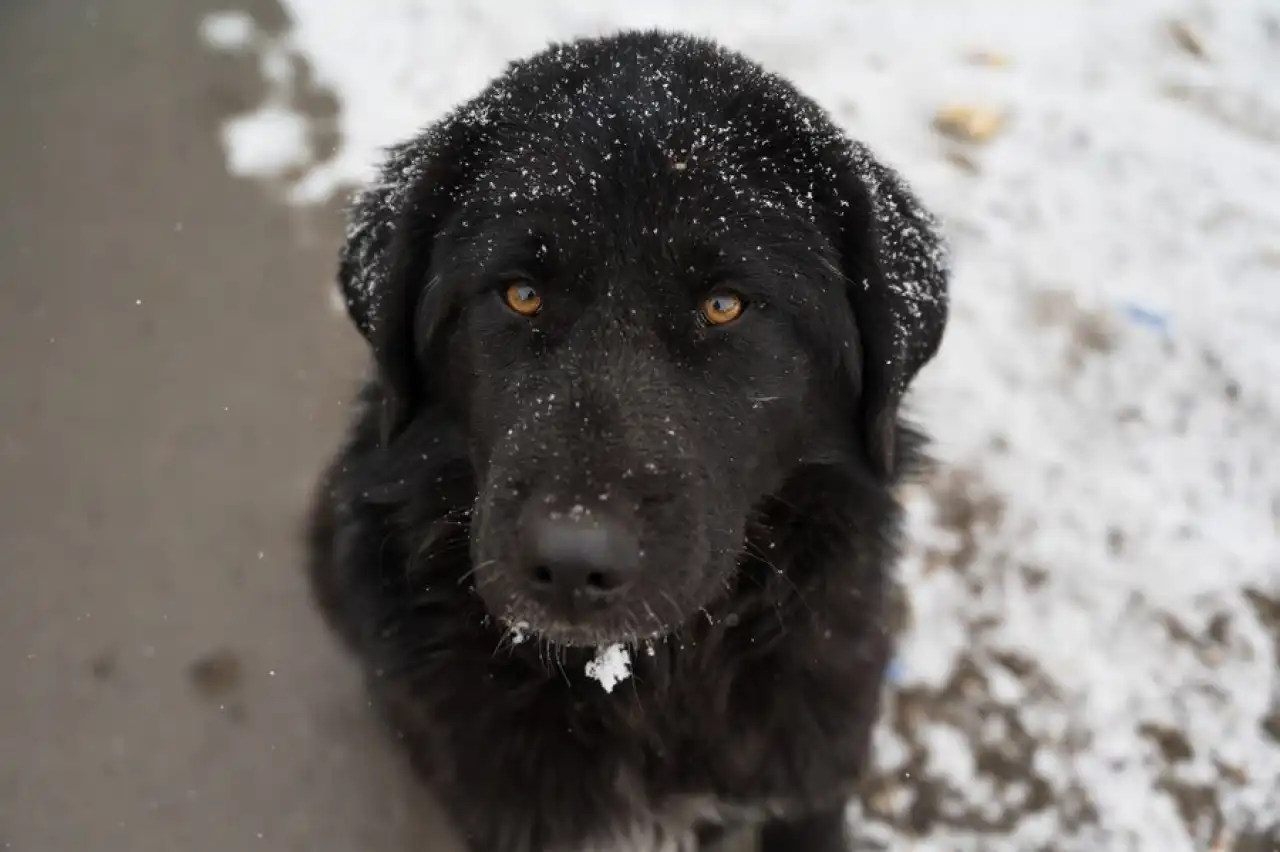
<box><xmin>306</xmin><ymin>30</ymin><xmax>948</xmax><ymax>852</ymax></box>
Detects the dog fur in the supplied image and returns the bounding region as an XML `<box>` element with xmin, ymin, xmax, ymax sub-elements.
<box><xmin>306</xmin><ymin>30</ymin><xmax>948</xmax><ymax>852</ymax></box>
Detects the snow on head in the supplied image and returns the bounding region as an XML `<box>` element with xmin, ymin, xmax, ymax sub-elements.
<box><xmin>330</xmin><ymin>29</ymin><xmax>946</xmax><ymax>349</ymax></box>
<box><xmin>585</xmin><ymin>643</ymin><xmax>632</xmax><ymax>693</ymax></box>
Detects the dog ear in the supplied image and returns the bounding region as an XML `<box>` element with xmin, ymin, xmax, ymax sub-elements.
<box><xmin>829</xmin><ymin>143</ymin><xmax>950</xmax><ymax>479</ymax></box>
<box><xmin>337</xmin><ymin>122</ymin><xmax>480</xmax><ymax>446</ymax></box>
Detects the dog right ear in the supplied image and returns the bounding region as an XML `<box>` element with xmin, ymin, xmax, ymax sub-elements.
<box><xmin>825</xmin><ymin>141</ymin><xmax>950</xmax><ymax>480</ymax></box>
<box><xmin>336</xmin><ymin>123</ymin><xmax>480</xmax><ymax>446</ymax></box>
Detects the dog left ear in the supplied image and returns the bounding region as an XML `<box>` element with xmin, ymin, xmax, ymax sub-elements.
<box><xmin>827</xmin><ymin>143</ymin><xmax>950</xmax><ymax>479</ymax></box>
<box><xmin>337</xmin><ymin>121</ymin><xmax>482</xmax><ymax>445</ymax></box>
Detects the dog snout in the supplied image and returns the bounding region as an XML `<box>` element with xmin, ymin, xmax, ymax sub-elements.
<box><xmin>518</xmin><ymin>500</ymin><xmax>640</xmax><ymax>613</ymax></box>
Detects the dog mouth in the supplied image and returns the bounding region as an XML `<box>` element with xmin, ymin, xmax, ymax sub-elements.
<box><xmin>494</xmin><ymin>601</ymin><xmax>675</xmax><ymax>649</ymax></box>
<box><xmin>470</xmin><ymin>479</ymin><xmax>718</xmax><ymax>648</ymax></box>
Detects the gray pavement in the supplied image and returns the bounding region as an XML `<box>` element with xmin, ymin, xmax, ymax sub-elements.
<box><xmin>0</xmin><ymin>1</ymin><xmax>462</xmax><ymax>849</ymax></box>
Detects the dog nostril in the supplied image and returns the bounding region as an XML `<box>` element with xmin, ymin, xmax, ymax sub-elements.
<box><xmin>533</xmin><ymin>563</ymin><xmax>631</xmax><ymax>599</ymax></box>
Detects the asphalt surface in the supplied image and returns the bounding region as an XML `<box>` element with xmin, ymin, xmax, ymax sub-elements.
<box><xmin>0</xmin><ymin>1</ymin><xmax>464</xmax><ymax>849</ymax></box>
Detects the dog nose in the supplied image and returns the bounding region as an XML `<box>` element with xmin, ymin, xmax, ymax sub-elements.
<box><xmin>519</xmin><ymin>505</ymin><xmax>639</xmax><ymax>607</ymax></box>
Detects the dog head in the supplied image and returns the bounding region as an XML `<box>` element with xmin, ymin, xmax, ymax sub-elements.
<box><xmin>337</xmin><ymin>32</ymin><xmax>948</xmax><ymax>647</ymax></box>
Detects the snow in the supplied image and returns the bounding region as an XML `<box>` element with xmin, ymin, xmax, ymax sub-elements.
<box><xmin>508</xmin><ymin>621</ymin><xmax>531</xmax><ymax>646</ymax></box>
<box><xmin>585</xmin><ymin>643</ymin><xmax>632</xmax><ymax>693</ymax></box>
<box><xmin>201</xmin><ymin>1</ymin><xmax>1280</xmax><ymax>848</ymax></box>
<box><xmin>220</xmin><ymin>105</ymin><xmax>311</xmax><ymax>180</ymax></box>
<box><xmin>204</xmin><ymin>10</ymin><xmax>313</xmax><ymax>181</ymax></box>
<box><xmin>197</xmin><ymin>10</ymin><xmax>256</xmax><ymax>52</ymax></box>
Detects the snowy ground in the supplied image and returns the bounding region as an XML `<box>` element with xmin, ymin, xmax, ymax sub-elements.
<box><xmin>200</xmin><ymin>2</ymin><xmax>1280</xmax><ymax>849</ymax></box>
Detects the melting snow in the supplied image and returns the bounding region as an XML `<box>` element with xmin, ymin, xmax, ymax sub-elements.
<box><xmin>202</xmin><ymin>2</ymin><xmax>1280</xmax><ymax>848</ymax></box>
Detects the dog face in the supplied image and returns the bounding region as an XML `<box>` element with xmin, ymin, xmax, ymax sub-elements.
<box><xmin>434</xmin><ymin>155</ymin><xmax>857</xmax><ymax>647</ymax></box>
<box><xmin>337</xmin><ymin>32</ymin><xmax>948</xmax><ymax>647</ymax></box>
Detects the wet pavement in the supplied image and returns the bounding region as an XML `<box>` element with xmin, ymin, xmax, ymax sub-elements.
<box><xmin>0</xmin><ymin>1</ymin><xmax>463</xmax><ymax>848</ymax></box>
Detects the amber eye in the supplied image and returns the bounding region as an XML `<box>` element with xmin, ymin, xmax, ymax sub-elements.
<box><xmin>701</xmin><ymin>292</ymin><xmax>744</xmax><ymax>325</ymax></box>
<box><xmin>504</xmin><ymin>282</ymin><xmax>542</xmax><ymax>317</ymax></box>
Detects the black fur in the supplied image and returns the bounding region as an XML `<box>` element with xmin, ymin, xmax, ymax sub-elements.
<box><xmin>307</xmin><ymin>31</ymin><xmax>948</xmax><ymax>852</ymax></box>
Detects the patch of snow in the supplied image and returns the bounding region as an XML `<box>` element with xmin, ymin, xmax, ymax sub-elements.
<box><xmin>202</xmin><ymin>12</ymin><xmax>316</xmax><ymax>188</ymax></box>
<box><xmin>220</xmin><ymin>105</ymin><xmax>310</xmax><ymax>180</ymax></box>
<box><xmin>921</xmin><ymin>722</ymin><xmax>976</xmax><ymax>788</ymax></box>
<box><xmin>585</xmin><ymin>643</ymin><xmax>632</xmax><ymax>693</ymax></box>
<box><xmin>198</xmin><ymin>11</ymin><xmax>256</xmax><ymax>52</ymax></box>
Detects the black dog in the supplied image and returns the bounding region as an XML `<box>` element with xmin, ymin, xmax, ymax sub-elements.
<box><xmin>306</xmin><ymin>30</ymin><xmax>948</xmax><ymax>852</ymax></box>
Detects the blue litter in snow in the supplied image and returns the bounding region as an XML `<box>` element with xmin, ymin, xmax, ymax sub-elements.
<box><xmin>1121</xmin><ymin>302</ymin><xmax>1169</xmax><ymax>332</ymax></box>
<box><xmin>885</xmin><ymin>658</ymin><xmax>905</xmax><ymax>683</ymax></box>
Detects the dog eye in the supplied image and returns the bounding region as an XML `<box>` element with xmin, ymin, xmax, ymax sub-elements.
<box><xmin>701</xmin><ymin>292</ymin><xmax>745</xmax><ymax>326</ymax></box>
<box><xmin>504</xmin><ymin>282</ymin><xmax>542</xmax><ymax>317</ymax></box>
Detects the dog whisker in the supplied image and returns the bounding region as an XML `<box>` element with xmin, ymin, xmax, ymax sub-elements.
<box><xmin>456</xmin><ymin>558</ymin><xmax>495</xmax><ymax>586</ymax></box>
<box><xmin>553</xmin><ymin>651</ymin><xmax>571</xmax><ymax>685</ymax></box>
